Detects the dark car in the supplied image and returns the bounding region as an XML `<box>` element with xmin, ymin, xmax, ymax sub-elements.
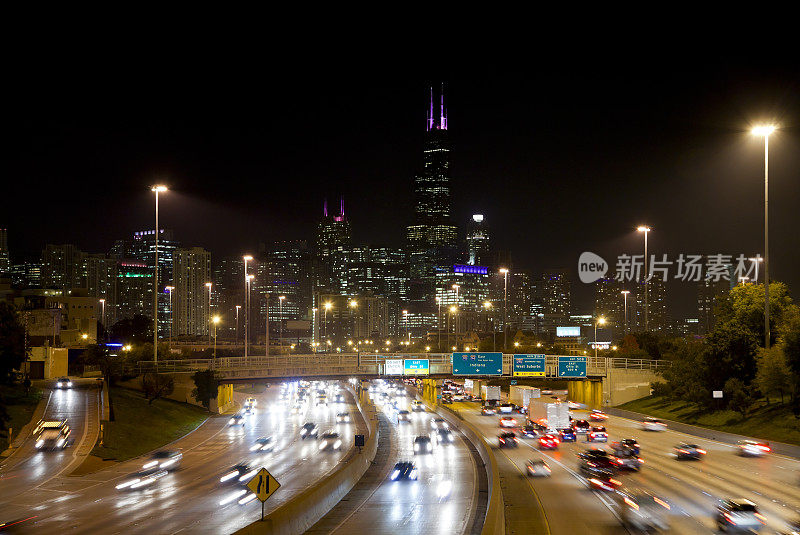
<box><xmin>55</xmin><ymin>377</ymin><xmax>73</xmax><ymax>389</ymax></box>
<box><xmin>498</xmin><ymin>432</ymin><xmax>519</xmax><ymax>448</ymax></box>
<box><xmin>578</xmin><ymin>448</ymin><xmax>618</xmax><ymax>479</ymax></box>
<box><xmin>612</xmin><ymin>438</ymin><xmax>640</xmax><ymax>456</ymax></box>
<box><xmin>318</xmin><ymin>431</ymin><xmax>343</xmax><ymax>451</ymax></box>
<box><xmin>142</xmin><ymin>449</ymin><xmax>183</xmax><ymax>471</ymax></box>
<box><xmin>559</xmin><ymin>428</ymin><xmax>577</xmax><ymax>442</ymax></box>
<box><xmin>715</xmin><ymin>499</ymin><xmax>766</xmax><ymax>532</ymax></box>
<box><xmin>612</xmin><ymin>450</ymin><xmax>643</xmax><ymax>471</ymax></box>
<box><xmin>521</xmin><ymin>422</ymin><xmax>548</xmax><ymax>438</ymax></box>
<box><xmin>674</xmin><ymin>443</ymin><xmax>705</xmax><ymax>460</ymax></box>
<box><xmin>413</xmin><ymin>435</ymin><xmax>433</xmax><ymax>454</ymax></box>
<box><xmin>390</xmin><ymin>461</ymin><xmax>418</xmax><ymax>480</ymax></box>
<box><xmin>434</xmin><ymin>428</ymin><xmax>455</xmax><ymax>445</ymax></box>
<box><xmin>573</xmin><ymin>419</ymin><xmax>591</xmax><ymax>434</ymax></box>
<box><xmin>218</xmin><ymin>461</ymin><xmax>257</xmax><ymax>484</ymax></box>
<box><xmin>249</xmin><ymin>437</ymin><xmax>275</xmax><ymax>453</ymax></box>
<box><xmin>300</xmin><ymin>422</ymin><xmax>319</xmax><ymax>439</ymax></box>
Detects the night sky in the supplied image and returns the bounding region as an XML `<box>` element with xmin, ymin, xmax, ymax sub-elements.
<box><xmin>6</xmin><ymin>66</ymin><xmax>800</xmax><ymax>316</ymax></box>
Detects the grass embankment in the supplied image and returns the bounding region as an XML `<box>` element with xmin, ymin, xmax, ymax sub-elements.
<box><xmin>0</xmin><ymin>384</ymin><xmax>43</xmax><ymax>452</ymax></box>
<box><xmin>92</xmin><ymin>387</ymin><xmax>209</xmax><ymax>461</ymax></box>
<box><xmin>234</xmin><ymin>384</ymin><xmax>267</xmax><ymax>395</ymax></box>
<box><xmin>619</xmin><ymin>395</ymin><xmax>800</xmax><ymax>446</ymax></box>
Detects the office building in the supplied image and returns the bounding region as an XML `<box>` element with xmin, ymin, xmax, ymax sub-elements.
<box><xmin>466</xmin><ymin>214</ymin><xmax>490</xmax><ymax>266</ymax></box>
<box><xmin>173</xmin><ymin>247</ymin><xmax>211</xmax><ymax>337</ymax></box>
<box><xmin>0</xmin><ymin>228</ymin><xmax>9</xmax><ymax>275</ymax></box>
<box><xmin>41</xmin><ymin>244</ymin><xmax>86</xmax><ymax>289</ymax></box>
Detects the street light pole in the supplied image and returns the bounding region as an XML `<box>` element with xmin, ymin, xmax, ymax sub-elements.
<box><xmin>595</xmin><ymin>317</ymin><xmax>606</xmax><ymax>359</ymax></box>
<box><xmin>402</xmin><ymin>309</ymin><xmax>409</xmax><ymax>344</ymax></box>
<box><xmin>499</xmin><ymin>268</ymin><xmax>509</xmax><ymax>351</ymax></box>
<box><xmin>436</xmin><ymin>296</ymin><xmax>441</xmax><ymax>351</ymax></box>
<box><xmin>621</xmin><ymin>290</ymin><xmax>630</xmax><ymax>336</ymax></box>
<box><xmin>265</xmin><ymin>292</ymin><xmax>269</xmax><ymax>357</ymax></box>
<box><xmin>636</xmin><ymin>226</ymin><xmax>651</xmax><ymax>331</ymax></box>
<box><xmin>151</xmin><ymin>185</ymin><xmax>167</xmax><ymax>366</ymax></box>
<box><xmin>205</xmin><ymin>282</ymin><xmax>212</xmax><ymax>344</ymax></box>
<box><xmin>279</xmin><ymin>295</ymin><xmax>286</xmax><ymax>354</ymax></box>
<box><xmin>451</xmin><ymin>284</ymin><xmax>460</xmax><ymax>344</ymax></box>
<box><xmin>752</xmin><ymin>125</ymin><xmax>776</xmax><ymax>349</ymax></box>
<box><xmin>212</xmin><ymin>316</ymin><xmax>220</xmax><ymax>357</ymax></box>
<box><xmin>243</xmin><ymin>255</ymin><xmax>253</xmax><ymax>361</ymax></box>
<box><xmin>235</xmin><ymin>305</ymin><xmax>241</xmax><ymax>344</ymax></box>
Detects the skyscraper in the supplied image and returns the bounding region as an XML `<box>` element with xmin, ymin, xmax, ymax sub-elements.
<box><xmin>41</xmin><ymin>244</ymin><xmax>87</xmax><ymax>289</ymax></box>
<box><xmin>173</xmin><ymin>247</ymin><xmax>211</xmax><ymax>337</ymax></box>
<box><xmin>0</xmin><ymin>228</ymin><xmax>9</xmax><ymax>276</ymax></box>
<box><xmin>466</xmin><ymin>214</ymin><xmax>490</xmax><ymax>266</ymax></box>
<box><xmin>540</xmin><ymin>269</ymin><xmax>571</xmax><ymax>319</ymax></box>
<box><xmin>316</xmin><ymin>198</ymin><xmax>352</xmax><ymax>293</ymax></box>
<box><xmin>406</xmin><ymin>85</ymin><xmax>458</xmax><ymax>300</ymax></box>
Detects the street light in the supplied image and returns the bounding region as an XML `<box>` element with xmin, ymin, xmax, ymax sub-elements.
<box><xmin>636</xmin><ymin>226</ymin><xmax>651</xmax><ymax>331</ymax></box>
<box><xmin>435</xmin><ymin>296</ymin><xmax>442</xmax><ymax>350</ymax></box>
<box><xmin>402</xmin><ymin>309</ymin><xmax>409</xmax><ymax>344</ymax></box>
<box><xmin>594</xmin><ymin>316</ymin><xmax>606</xmax><ymax>359</ymax></box>
<box><xmin>164</xmin><ymin>286</ymin><xmax>174</xmax><ymax>348</ymax></box>
<box><xmin>752</xmin><ymin>125</ymin><xmax>777</xmax><ymax>349</ymax></box>
<box><xmin>621</xmin><ymin>290</ymin><xmax>630</xmax><ymax>335</ymax></box>
<box><xmin>279</xmin><ymin>295</ymin><xmax>286</xmax><ymax>353</ymax></box>
<box><xmin>448</xmin><ymin>305</ymin><xmax>457</xmax><ymax>349</ymax></box>
<box><xmin>484</xmin><ymin>300</ymin><xmax>495</xmax><ymax>351</ymax></box>
<box><xmin>206</xmin><ymin>282</ymin><xmax>212</xmax><ymax>344</ymax></box>
<box><xmin>323</xmin><ymin>302</ymin><xmax>332</xmax><ymax>346</ymax></box>
<box><xmin>349</xmin><ymin>299</ymin><xmax>357</xmax><ymax>343</ymax></box>
<box><xmin>451</xmin><ymin>284</ymin><xmax>460</xmax><ymax>340</ymax></box>
<box><xmin>243</xmin><ymin>255</ymin><xmax>253</xmax><ymax>361</ymax></box>
<box><xmin>212</xmin><ymin>315</ymin><xmax>220</xmax><ymax>357</ymax></box>
<box><xmin>235</xmin><ymin>305</ymin><xmax>241</xmax><ymax>344</ymax></box>
<box><xmin>98</xmin><ymin>298</ymin><xmax>105</xmax><ymax>330</ymax></box>
<box><xmin>499</xmin><ymin>268</ymin><xmax>509</xmax><ymax>351</ymax></box>
<box><xmin>151</xmin><ymin>185</ymin><xmax>167</xmax><ymax>366</ymax></box>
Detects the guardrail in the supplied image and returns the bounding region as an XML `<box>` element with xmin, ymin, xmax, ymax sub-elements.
<box><xmin>136</xmin><ymin>354</ymin><xmax>669</xmax><ymax>379</ymax></box>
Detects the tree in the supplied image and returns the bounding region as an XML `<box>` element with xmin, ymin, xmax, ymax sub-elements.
<box><xmin>0</xmin><ymin>302</ymin><xmax>28</xmax><ymax>385</ymax></box>
<box><xmin>755</xmin><ymin>346</ymin><xmax>791</xmax><ymax>404</ymax></box>
<box><xmin>781</xmin><ymin>312</ymin><xmax>800</xmax><ymax>393</ymax></box>
<box><xmin>725</xmin><ymin>377</ymin><xmax>755</xmax><ymax>418</ymax></box>
<box><xmin>191</xmin><ymin>369</ymin><xmax>220</xmax><ymax>410</ymax></box>
<box><xmin>81</xmin><ymin>344</ymin><xmax>123</xmax><ymax>384</ymax></box>
<box><xmin>141</xmin><ymin>373</ymin><xmax>175</xmax><ymax>405</ymax></box>
<box><xmin>109</xmin><ymin>314</ymin><xmax>152</xmax><ymax>345</ymax></box>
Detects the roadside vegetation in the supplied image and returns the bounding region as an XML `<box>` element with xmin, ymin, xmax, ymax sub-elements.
<box><xmin>0</xmin><ymin>383</ymin><xmax>42</xmax><ymax>452</ymax></box>
<box><xmin>92</xmin><ymin>387</ymin><xmax>208</xmax><ymax>461</ymax></box>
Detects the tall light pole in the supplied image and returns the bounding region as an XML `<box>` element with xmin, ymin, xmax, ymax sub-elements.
<box><xmin>165</xmin><ymin>286</ymin><xmax>174</xmax><ymax>349</ymax></box>
<box><xmin>402</xmin><ymin>309</ymin><xmax>409</xmax><ymax>344</ymax></box>
<box><xmin>499</xmin><ymin>268</ymin><xmax>509</xmax><ymax>351</ymax></box>
<box><xmin>151</xmin><ymin>185</ymin><xmax>167</xmax><ymax>366</ymax></box>
<box><xmin>348</xmin><ymin>299</ymin><xmax>357</xmax><ymax>345</ymax></box>
<box><xmin>279</xmin><ymin>295</ymin><xmax>286</xmax><ymax>353</ymax></box>
<box><xmin>212</xmin><ymin>315</ymin><xmax>220</xmax><ymax>357</ymax></box>
<box><xmin>264</xmin><ymin>292</ymin><xmax>269</xmax><ymax>357</ymax></box>
<box><xmin>752</xmin><ymin>125</ymin><xmax>776</xmax><ymax>349</ymax></box>
<box><xmin>98</xmin><ymin>298</ymin><xmax>105</xmax><ymax>332</ymax></box>
<box><xmin>449</xmin><ymin>305</ymin><xmax>457</xmax><ymax>349</ymax></box>
<box><xmin>235</xmin><ymin>305</ymin><xmax>241</xmax><ymax>344</ymax></box>
<box><xmin>594</xmin><ymin>316</ymin><xmax>606</xmax><ymax>359</ymax></box>
<box><xmin>324</xmin><ymin>302</ymin><xmax>332</xmax><ymax>348</ymax></box>
<box><xmin>243</xmin><ymin>255</ymin><xmax>253</xmax><ymax>360</ymax></box>
<box><xmin>484</xmin><ymin>301</ymin><xmax>494</xmax><ymax>351</ymax></box>
<box><xmin>621</xmin><ymin>290</ymin><xmax>630</xmax><ymax>336</ymax></box>
<box><xmin>451</xmin><ymin>284</ymin><xmax>460</xmax><ymax>341</ymax></box>
<box><xmin>435</xmin><ymin>296</ymin><xmax>442</xmax><ymax>351</ymax></box>
<box><xmin>205</xmin><ymin>282</ymin><xmax>212</xmax><ymax>344</ymax></box>
<box><xmin>636</xmin><ymin>226</ymin><xmax>651</xmax><ymax>331</ymax></box>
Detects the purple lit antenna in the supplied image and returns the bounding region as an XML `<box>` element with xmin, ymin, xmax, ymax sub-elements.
<box><xmin>323</xmin><ymin>198</ymin><xmax>328</xmax><ymax>218</ymax></box>
<box><xmin>340</xmin><ymin>197</ymin><xmax>344</xmax><ymax>217</ymax></box>
<box><xmin>428</xmin><ymin>86</ymin><xmax>434</xmax><ymax>131</ymax></box>
<box><xmin>440</xmin><ymin>83</ymin><xmax>447</xmax><ymax>130</ymax></box>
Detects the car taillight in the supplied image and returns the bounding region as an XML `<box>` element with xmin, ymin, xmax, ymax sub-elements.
<box><xmin>654</xmin><ymin>497</ymin><xmax>670</xmax><ymax>509</ymax></box>
<box><xmin>724</xmin><ymin>513</ymin><xmax>737</xmax><ymax>525</ymax></box>
<box><xmin>697</xmin><ymin>449</ymin><xmax>706</xmax><ymax>454</ymax></box>
<box><xmin>754</xmin><ymin>513</ymin><xmax>766</xmax><ymax>524</ymax></box>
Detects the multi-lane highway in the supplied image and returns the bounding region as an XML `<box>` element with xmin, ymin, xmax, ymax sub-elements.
<box><xmin>309</xmin><ymin>380</ymin><xmax>479</xmax><ymax>535</ymax></box>
<box><xmin>452</xmin><ymin>391</ymin><xmax>800</xmax><ymax>534</ymax></box>
<box><xmin>0</xmin><ymin>380</ymin><xmax>367</xmax><ymax>534</ymax></box>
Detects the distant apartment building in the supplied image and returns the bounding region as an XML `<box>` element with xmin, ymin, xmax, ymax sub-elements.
<box><xmin>173</xmin><ymin>247</ymin><xmax>211</xmax><ymax>337</ymax></box>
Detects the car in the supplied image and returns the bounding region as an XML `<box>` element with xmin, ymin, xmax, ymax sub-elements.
<box><xmin>390</xmin><ymin>461</ymin><xmax>418</xmax><ymax>480</ymax></box>
<box><xmin>611</xmin><ymin>449</ymin><xmax>643</xmax><ymax>471</ymax></box>
<box><xmin>336</xmin><ymin>412</ymin><xmax>352</xmax><ymax>423</ymax></box>
<box><xmin>612</xmin><ymin>438</ymin><xmax>641</xmax><ymax>456</ymax></box>
<box><xmin>434</xmin><ymin>428</ymin><xmax>455</xmax><ymax>445</ymax></box>
<box><xmin>430</xmin><ymin>418</ymin><xmax>449</xmax><ymax>430</ymax></box>
<box><xmin>452</xmin><ymin>393</ymin><xmax>464</xmax><ymax>402</ymax></box>
<box><xmin>538</xmin><ymin>434</ymin><xmax>559</xmax><ymax>450</ymax></box>
<box><xmin>499</xmin><ymin>416</ymin><xmax>517</xmax><ymax>428</ymax></box>
<box><xmin>55</xmin><ymin>377</ymin><xmax>72</xmax><ymax>389</ymax></box>
<box><xmin>318</xmin><ymin>431</ymin><xmax>343</xmax><ymax>451</ymax></box>
<box><xmin>642</xmin><ymin>417</ymin><xmax>667</xmax><ymax>431</ymax></box>
<box><xmin>498</xmin><ymin>432</ymin><xmax>519</xmax><ymax>448</ymax></box>
<box><xmin>441</xmin><ymin>395</ymin><xmax>453</xmax><ymax>404</ymax></box>
<box><xmin>481</xmin><ymin>405</ymin><xmax>496</xmax><ymax>416</ymax></box>
<box><xmin>589</xmin><ymin>409</ymin><xmax>608</xmax><ymax>421</ymax></box>
<box><xmin>141</xmin><ymin>450</ymin><xmax>182</xmax><ymax>471</ymax></box>
<box><xmin>115</xmin><ymin>468</ymin><xmax>170</xmax><ymax>490</ymax></box>
<box><xmin>578</xmin><ymin>448</ymin><xmax>618</xmax><ymax>479</ymax></box>
<box><xmin>228</xmin><ymin>413</ymin><xmax>247</xmax><ymax>427</ymax></box>
<box><xmin>411</xmin><ymin>400</ymin><xmax>425</xmax><ymax>412</ymax></box>
<box><xmin>397</xmin><ymin>410</ymin><xmax>411</xmax><ymax>423</ymax></box>
<box><xmin>34</xmin><ymin>419</ymin><xmax>71</xmax><ymax>450</ymax></box>
<box><xmin>558</xmin><ymin>428</ymin><xmax>577</xmax><ymax>442</ymax></box>
<box><xmin>249</xmin><ymin>437</ymin><xmax>275</xmax><ymax>452</ymax></box>
<box><xmin>316</xmin><ymin>395</ymin><xmax>327</xmax><ymax>405</ymax></box>
<box><xmin>300</xmin><ymin>422</ymin><xmax>319</xmax><ymax>439</ymax></box>
<box><xmin>573</xmin><ymin>420</ymin><xmax>591</xmax><ymax>434</ymax></box>
<box><xmin>587</xmin><ymin>426</ymin><xmax>608</xmax><ymax>442</ymax></box>
<box><xmin>526</xmin><ymin>458</ymin><xmax>552</xmax><ymax>477</ymax></box>
<box><xmin>674</xmin><ymin>443</ymin><xmax>706</xmax><ymax>460</ymax></box>
<box><xmin>567</xmin><ymin>401</ymin><xmax>582</xmax><ymax>410</ymax></box>
<box><xmin>498</xmin><ymin>403</ymin><xmax>514</xmax><ymax>414</ymax></box>
<box><xmin>218</xmin><ymin>461</ymin><xmax>257</xmax><ymax>485</ymax></box>
<box><xmin>737</xmin><ymin>440</ymin><xmax>771</xmax><ymax>457</ymax></box>
<box><xmin>243</xmin><ymin>404</ymin><xmax>255</xmax><ymax>415</ymax></box>
<box><xmin>715</xmin><ymin>499</ymin><xmax>767</xmax><ymax>532</ymax></box>
<box><xmin>243</xmin><ymin>397</ymin><xmax>257</xmax><ymax>408</ymax></box>
<box><xmin>617</xmin><ymin>489</ymin><xmax>671</xmax><ymax>531</ymax></box>
<box><xmin>334</xmin><ymin>393</ymin><xmax>345</xmax><ymax>403</ymax></box>
<box><xmin>521</xmin><ymin>422</ymin><xmax>548</xmax><ymax>438</ymax></box>
<box><xmin>413</xmin><ymin>435</ymin><xmax>433</xmax><ymax>454</ymax></box>
<box><xmin>541</xmin><ymin>390</ymin><xmax>553</xmax><ymax>395</ymax></box>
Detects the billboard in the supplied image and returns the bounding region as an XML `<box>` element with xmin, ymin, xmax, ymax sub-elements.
<box><xmin>403</xmin><ymin>359</ymin><xmax>429</xmax><ymax>376</ymax></box>
<box><xmin>556</xmin><ymin>326</ymin><xmax>581</xmax><ymax>337</ymax></box>
<box><xmin>385</xmin><ymin>359</ymin><xmax>403</xmax><ymax>375</ymax></box>
<box><xmin>452</xmin><ymin>353</ymin><xmax>503</xmax><ymax>376</ymax></box>
<box><xmin>557</xmin><ymin>356</ymin><xmax>587</xmax><ymax>377</ymax></box>
<box><xmin>512</xmin><ymin>354</ymin><xmax>546</xmax><ymax>377</ymax></box>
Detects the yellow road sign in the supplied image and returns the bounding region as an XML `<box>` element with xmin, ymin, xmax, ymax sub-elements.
<box><xmin>247</xmin><ymin>467</ymin><xmax>281</xmax><ymax>502</ymax></box>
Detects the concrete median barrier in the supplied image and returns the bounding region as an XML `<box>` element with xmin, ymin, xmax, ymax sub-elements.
<box><xmin>235</xmin><ymin>387</ymin><xmax>378</xmax><ymax>535</ymax></box>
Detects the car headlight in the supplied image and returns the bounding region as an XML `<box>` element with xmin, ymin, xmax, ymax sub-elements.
<box><xmin>228</xmin><ymin>419</ymin><xmax>235</xmax><ymax>425</ymax></box>
<box><xmin>143</xmin><ymin>460</ymin><xmax>159</xmax><ymax>469</ymax></box>
<box><xmin>390</xmin><ymin>470</ymin><xmax>400</xmax><ymax>480</ymax></box>
<box><xmin>319</xmin><ymin>441</ymin><xmax>328</xmax><ymax>450</ymax></box>
<box><xmin>36</xmin><ymin>440</ymin><xmax>44</xmax><ymax>448</ymax></box>
<box><xmin>414</xmin><ymin>444</ymin><xmax>420</xmax><ymax>451</ymax></box>
<box><xmin>301</xmin><ymin>429</ymin><xmax>307</xmax><ymax>435</ymax></box>
<box><xmin>160</xmin><ymin>459</ymin><xmax>177</xmax><ymax>468</ymax></box>
<box><xmin>220</xmin><ymin>470</ymin><xmax>238</xmax><ymax>483</ymax></box>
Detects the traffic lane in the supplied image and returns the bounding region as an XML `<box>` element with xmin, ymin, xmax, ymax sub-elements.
<box><xmin>1</xmin><ymin>381</ymin><xmax>366</xmax><ymax>534</ymax></box>
<box><xmin>454</xmin><ymin>403</ymin><xmax>626</xmax><ymax>535</ymax></box>
<box><xmin>0</xmin><ymin>385</ymin><xmax>96</xmax><ymax>498</ymax></box>
<box><xmin>330</xmin><ymin>400</ymin><xmax>475</xmax><ymax>535</ymax></box>
<box><xmin>595</xmin><ymin>411</ymin><xmax>800</xmax><ymax>532</ymax></box>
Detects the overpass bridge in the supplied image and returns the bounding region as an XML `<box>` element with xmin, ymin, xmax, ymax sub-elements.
<box><xmin>137</xmin><ymin>353</ymin><xmax>669</xmax><ymax>408</ymax></box>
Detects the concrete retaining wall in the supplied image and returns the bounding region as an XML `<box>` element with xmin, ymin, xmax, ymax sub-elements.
<box><xmin>606</xmin><ymin>407</ymin><xmax>800</xmax><ymax>459</ymax></box>
<box><xmin>235</xmin><ymin>387</ymin><xmax>379</xmax><ymax>535</ymax></box>
<box><xmin>603</xmin><ymin>368</ymin><xmax>658</xmax><ymax>406</ymax></box>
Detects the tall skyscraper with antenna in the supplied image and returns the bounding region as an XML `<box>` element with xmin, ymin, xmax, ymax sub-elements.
<box><xmin>407</xmin><ymin>85</ymin><xmax>458</xmax><ymax>302</ymax></box>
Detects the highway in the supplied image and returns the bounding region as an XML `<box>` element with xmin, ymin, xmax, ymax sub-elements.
<box><xmin>453</xmin><ymin>393</ymin><xmax>800</xmax><ymax>534</ymax></box>
<box><xmin>0</xmin><ymin>380</ymin><xmax>367</xmax><ymax>534</ymax></box>
<box><xmin>309</xmin><ymin>381</ymin><xmax>479</xmax><ymax>535</ymax></box>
